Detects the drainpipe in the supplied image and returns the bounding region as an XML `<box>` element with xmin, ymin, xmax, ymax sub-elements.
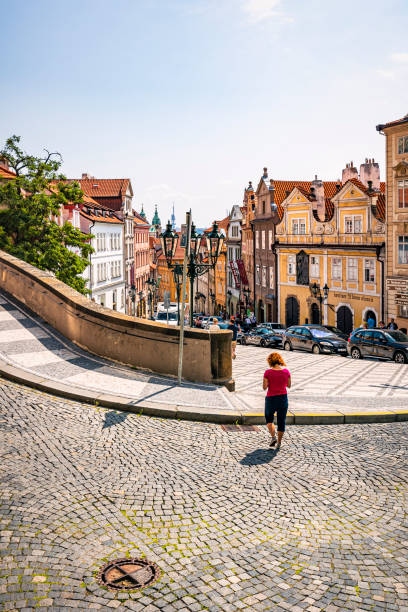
<box><xmin>89</xmin><ymin>220</ymin><xmax>96</xmax><ymax>298</ymax></box>
<box><xmin>376</xmin><ymin>243</ymin><xmax>385</xmax><ymax>322</ymax></box>
<box><xmin>272</xmin><ymin>242</ymin><xmax>278</xmax><ymax>322</ymax></box>
<box><xmin>251</xmin><ymin>221</ymin><xmax>256</xmax><ymax>319</ymax></box>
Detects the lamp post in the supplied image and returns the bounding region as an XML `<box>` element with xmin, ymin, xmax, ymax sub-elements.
<box><xmin>227</xmin><ymin>289</ymin><xmax>232</xmax><ymax>317</ymax></box>
<box><xmin>310</xmin><ymin>282</ymin><xmax>329</xmax><ymax>324</ymax></box>
<box><xmin>128</xmin><ymin>284</ymin><xmax>136</xmax><ymax>316</ymax></box>
<box><xmin>160</xmin><ymin>219</ymin><xmax>224</xmax><ymax>327</ymax></box>
<box><xmin>172</xmin><ymin>263</ymin><xmax>183</xmax><ymax>324</ymax></box>
<box><xmin>209</xmin><ymin>290</ymin><xmax>216</xmax><ymax>315</ymax></box>
<box><xmin>138</xmin><ymin>290</ymin><xmax>144</xmax><ymax>317</ymax></box>
<box><xmin>146</xmin><ymin>276</ymin><xmax>160</xmax><ymax>320</ymax></box>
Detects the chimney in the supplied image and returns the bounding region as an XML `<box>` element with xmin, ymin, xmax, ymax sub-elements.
<box><xmin>335</xmin><ymin>182</ymin><xmax>341</xmax><ymax>192</ymax></box>
<box><xmin>311</xmin><ymin>176</ymin><xmax>325</xmax><ymax>220</ymax></box>
<box><xmin>367</xmin><ymin>180</ymin><xmax>373</xmax><ymax>192</ymax></box>
<box><xmin>263</xmin><ymin>167</ymin><xmax>268</xmax><ymax>179</ymax></box>
<box><xmin>342</xmin><ymin>161</ymin><xmax>358</xmax><ymax>184</ymax></box>
<box><xmin>269</xmin><ymin>180</ymin><xmax>276</xmax><ymax>209</ymax></box>
<box><xmin>285</xmin><ymin>190</ymin><xmax>290</xmax><ymax>197</ymax></box>
<box><xmin>359</xmin><ymin>158</ymin><xmax>380</xmax><ymax>190</ymax></box>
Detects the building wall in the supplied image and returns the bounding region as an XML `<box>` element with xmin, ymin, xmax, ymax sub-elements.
<box><xmin>382</xmin><ymin>121</ymin><xmax>408</xmax><ymax>329</ymax></box>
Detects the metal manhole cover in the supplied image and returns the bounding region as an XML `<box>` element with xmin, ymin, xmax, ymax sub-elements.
<box><xmin>98</xmin><ymin>558</ymin><xmax>161</xmax><ymax>591</ymax></box>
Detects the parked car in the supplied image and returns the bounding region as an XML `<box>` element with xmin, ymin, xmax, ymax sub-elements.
<box><xmin>202</xmin><ymin>316</ymin><xmax>225</xmax><ymax>330</ymax></box>
<box><xmin>348</xmin><ymin>328</ymin><xmax>408</xmax><ymax>363</ymax></box>
<box><xmin>257</xmin><ymin>322</ymin><xmax>286</xmax><ymax>336</ymax></box>
<box><xmin>283</xmin><ymin>325</ymin><xmax>348</xmax><ymax>355</ymax></box>
<box><xmin>303</xmin><ymin>323</ymin><xmax>349</xmax><ymax>341</ymax></box>
<box><xmin>240</xmin><ymin>327</ymin><xmax>282</xmax><ymax>348</ymax></box>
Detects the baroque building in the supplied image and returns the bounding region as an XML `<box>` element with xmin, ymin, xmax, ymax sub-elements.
<box><xmin>275</xmin><ymin>161</ymin><xmax>385</xmax><ymax>334</ymax></box>
<box><xmin>377</xmin><ymin>114</ymin><xmax>408</xmax><ymax>331</ymax></box>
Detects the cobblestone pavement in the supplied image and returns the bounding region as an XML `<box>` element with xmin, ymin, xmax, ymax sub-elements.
<box><xmin>1</xmin><ymin>289</ymin><xmax>407</xmax><ymax>417</ymax></box>
<box><xmin>232</xmin><ymin>345</ymin><xmax>408</xmax><ymax>414</ymax></box>
<box><xmin>1</xmin><ymin>378</ymin><xmax>408</xmax><ymax>611</ymax></box>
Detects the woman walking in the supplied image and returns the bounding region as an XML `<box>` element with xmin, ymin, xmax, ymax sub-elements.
<box><xmin>263</xmin><ymin>352</ymin><xmax>291</xmax><ymax>449</ymax></box>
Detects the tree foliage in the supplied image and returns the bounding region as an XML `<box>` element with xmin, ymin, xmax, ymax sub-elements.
<box><xmin>0</xmin><ymin>135</ymin><xmax>93</xmax><ymax>294</ymax></box>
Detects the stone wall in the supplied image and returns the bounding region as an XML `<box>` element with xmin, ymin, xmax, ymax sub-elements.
<box><xmin>0</xmin><ymin>251</ymin><xmax>233</xmax><ymax>387</ymax></box>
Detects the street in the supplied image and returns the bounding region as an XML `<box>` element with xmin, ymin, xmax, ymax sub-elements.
<box><xmin>1</xmin><ymin>377</ymin><xmax>408</xmax><ymax>611</ymax></box>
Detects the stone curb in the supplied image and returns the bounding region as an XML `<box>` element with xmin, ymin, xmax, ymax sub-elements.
<box><xmin>0</xmin><ymin>357</ymin><xmax>407</xmax><ymax>426</ymax></box>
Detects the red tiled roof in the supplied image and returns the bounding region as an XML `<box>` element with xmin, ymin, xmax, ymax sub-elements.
<box><xmin>204</xmin><ymin>215</ymin><xmax>230</xmax><ymax>233</ymax></box>
<box><xmin>380</xmin><ymin>182</ymin><xmax>385</xmax><ymax>193</ymax></box>
<box><xmin>0</xmin><ymin>166</ymin><xmax>16</xmax><ymax>179</ymax></box>
<box><xmin>80</xmin><ymin>209</ymin><xmax>123</xmax><ymax>224</ymax></box>
<box><xmin>76</xmin><ymin>178</ymin><xmax>130</xmax><ymax>199</ymax></box>
<box><xmin>377</xmin><ymin>115</ymin><xmax>408</xmax><ymax>131</ymax></box>
<box><xmin>273</xmin><ymin>180</ymin><xmax>340</xmax><ymax>219</ymax></box>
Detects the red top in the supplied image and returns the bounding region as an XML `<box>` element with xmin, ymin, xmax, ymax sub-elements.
<box><xmin>264</xmin><ymin>368</ymin><xmax>290</xmax><ymax>397</ymax></box>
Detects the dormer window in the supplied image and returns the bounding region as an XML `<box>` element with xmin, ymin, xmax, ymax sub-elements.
<box><xmin>345</xmin><ymin>215</ymin><xmax>362</xmax><ymax>233</ymax></box>
<box><xmin>398</xmin><ymin>136</ymin><xmax>408</xmax><ymax>154</ymax></box>
<box><xmin>292</xmin><ymin>218</ymin><xmax>306</xmax><ymax>235</ymax></box>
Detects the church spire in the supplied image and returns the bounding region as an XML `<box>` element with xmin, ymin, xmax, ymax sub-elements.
<box><xmin>171</xmin><ymin>203</ymin><xmax>176</xmax><ymax>230</ymax></box>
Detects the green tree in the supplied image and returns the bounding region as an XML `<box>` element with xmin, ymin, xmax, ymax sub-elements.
<box><xmin>0</xmin><ymin>135</ymin><xmax>93</xmax><ymax>294</ymax></box>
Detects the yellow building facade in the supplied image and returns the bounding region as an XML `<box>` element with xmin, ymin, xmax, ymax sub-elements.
<box><xmin>276</xmin><ymin>175</ymin><xmax>386</xmax><ymax>334</ymax></box>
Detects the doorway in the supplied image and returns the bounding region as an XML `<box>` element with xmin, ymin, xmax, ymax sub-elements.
<box><xmin>311</xmin><ymin>303</ymin><xmax>320</xmax><ymax>325</ymax></box>
<box><xmin>337</xmin><ymin>305</ymin><xmax>353</xmax><ymax>335</ymax></box>
<box><xmin>285</xmin><ymin>297</ymin><xmax>299</xmax><ymax>327</ymax></box>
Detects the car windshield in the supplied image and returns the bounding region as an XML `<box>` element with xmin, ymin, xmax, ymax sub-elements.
<box><xmin>271</xmin><ymin>324</ymin><xmax>285</xmax><ymax>329</ymax></box>
<box><xmin>157</xmin><ymin>312</ymin><xmax>177</xmax><ymax>321</ymax></box>
<box><xmin>310</xmin><ymin>328</ymin><xmax>336</xmax><ymax>339</ymax></box>
<box><xmin>326</xmin><ymin>326</ymin><xmax>344</xmax><ymax>335</ymax></box>
<box><xmin>385</xmin><ymin>330</ymin><xmax>408</xmax><ymax>342</ymax></box>
<box><xmin>258</xmin><ymin>329</ymin><xmax>269</xmax><ymax>334</ymax></box>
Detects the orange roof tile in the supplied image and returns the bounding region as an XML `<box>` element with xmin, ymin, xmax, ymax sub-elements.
<box><xmin>76</xmin><ymin>178</ymin><xmax>130</xmax><ymax>198</ymax></box>
<box><xmin>80</xmin><ymin>210</ymin><xmax>123</xmax><ymax>224</ymax></box>
<box><xmin>0</xmin><ymin>166</ymin><xmax>16</xmax><ymax>179</ymax></box>
<box><xmin>377</xmin><ymin>115</ymin><xmax>408</xmax><ymax>130</ymax></box>
<box><xmin>380</xmin><ymin>182</ymin><xmax>385</xmax><ymax>193</ymax></box>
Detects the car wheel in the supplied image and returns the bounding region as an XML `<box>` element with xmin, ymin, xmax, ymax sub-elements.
<box><xmin>351</xmin><ymin>347</ymin><xmax>362</xmax><ymax>360</ymax></box>
<box><xmin>260</xmin><ymin>339</ymin><xmax>266</xmax><ymax>348</ymax></box>
<box><xmin>312</xmin><ymin>344</ymin><xmax>320</xmax><ymax>354</ymax></box>
<box><xmin>394</xmin><ymin>351</ymin><xmax>407</xmax><ymax>364</ymax></box>
<box><xmin>241</xmin><ymin>337</ymin><xmax>246</xmax><ymax>346</ymax></box>
<box><xmin>284</xmin><ymin>341</ymin><xmax>292</xmax><ymax>351</ymax></box>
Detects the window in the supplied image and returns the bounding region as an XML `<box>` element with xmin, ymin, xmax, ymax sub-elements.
<box><xmin>232</xmin><ymin>225</ymin><xmax>239</xmax><ymax>237</ymax></box>
<box><xmin>262</xmin><ymin>231</ymin><xmax>265</xmax><ymax>250</ymax></box>
<box><xmin>112</xmin><ymin>290</ymin><xmax>117</xmax><ymax>311</ymax></box>
<box><xmin>256</xmin><ymin>265</ymin><xmax>260</xmax><ymax>285</ymax></box>
<box><xmin>228</xmin><ymin>271</ymin><xmax>234</xmax><ymax>287</ymax></box>
<box><xmin>269</xmin><ymin>266</ymin><xmax>274</xmax><ymax>288</ymax></box>
<box><xmin>310</xmin><ymin>256</ymin><xmax>319</xmax><ymax>277</ymax></box>
<box><xmin>121</xmin><ymin>289</ymin><xmax>125</xmax><ymax>309</ymax></box>
<box><xmin>399</xmin><ymin>304</ymin><xmax>408</xmax><ymax>318</ymax></box>
<box><xmin>398</xmin><ymin>136</ymin><xmax>408</xmax><ymax>154</ymax></box>
<box><xmin>364</xmin><ymin>259</ymin><xmax>375</xmax><ymax>282</ymax></box>
<box><xmin>332</xmin><ymin>257</ymin><xmax>342</xmax><ymax>280</ymax></box>
<box><xmin>398</xmin><ymin>236</ymin><xmax>408</xmax><ymax>264</ymax></box>
<box><xmin>347</xmin><ymin>258</ymin><xmax>358</xmax><ymax>281</ymax></box>
<box><xmin>262</xmin><ymin>266</ymin><xmax>267</xmax><ymax>287</ymax></box>
<box><xmin>268</xmin><ymin>230</ymin><xmax>272</xmax><ymax>247</ymax></box>
<box><xmin>398</xmin><ymin>180</ymin><xmax>408</xmax><ymax>208</ymax></box>
<box><xmin>255</xmin><ymin>232</ymin><xmax>259</xmax><ymax>249</ymax></box>
<box><xmin>111</xmin><ymin>261</ymin><xmax>121</xmax><ymax>278</ymax></box>
<box><xmin>292</xmin><ymin>218</ymin><xmax>306</xmax><ymax>235</ymax></box>
<box><xmin>262</xmin><ymin>201</ymin><xmax>265</xmax><ymax>214</ymax></box>
<box><xmin>287</xmin><ymin>255</ymin><xmax>295</xmax><ymax>275</ymax></box>
<box><xmin>344</xmin><ymin>215</ymin><xmax>362</xmax><ymax>233</ymax></box>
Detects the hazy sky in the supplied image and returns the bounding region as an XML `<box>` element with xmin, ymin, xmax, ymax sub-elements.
<box><xmin>2</xmin><ymin>0</ymin><xmax>408</xmax><ymax>226</ymax></box>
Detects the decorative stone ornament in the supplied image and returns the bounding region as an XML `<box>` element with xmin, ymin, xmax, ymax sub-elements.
<box><xmin>315</xmin><ymin>224</ymin><xmax>324</xmax><ymax>234</ymax></box>
<box><xmin>324</xmin><ymin>224</ymin><xmax>334</xmax><ymax>234</ymax></box>
<box><xmin>374</xmin><ymin>222</ymin><xmax>385</xmax><ymax>234</ymax></box>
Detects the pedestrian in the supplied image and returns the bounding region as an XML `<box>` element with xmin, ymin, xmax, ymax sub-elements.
<box><xmin>367</xmin><ymin>314</ymin><xmax>376</xmax><ymax>328</ymax></box>
<box><xmin>387</xmin><ymin>318</ymin><xmax>398</xmax><ymax>330</ymax></box>
<box><xmin>263</xmin><ymin>352</ymin><xmax>291</xmax><ymax>449</ymax></box>
<box><xmin>228</xmin><ymin>316</ymin><xmax>240</xmax><ymax>360</ymax></box>
<box><xmin>379</xmin><ymin>321</ymin><xmax>386</xmax><ymax>329</ymax></box>
<box><xmin>250</xmin><ymin>314</ymin><xmax>256</xmax><ymax>328</ymax></box>
<box><xmin>208</xmin><ymin>317</ymin><xmax>220</xmax><ymax>331</ymax></box>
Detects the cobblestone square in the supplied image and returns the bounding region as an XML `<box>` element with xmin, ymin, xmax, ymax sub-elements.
<box><xmin>1</xmin><ymin>378</ymin><xmax>408</xmax><ymax>610</ymax></box>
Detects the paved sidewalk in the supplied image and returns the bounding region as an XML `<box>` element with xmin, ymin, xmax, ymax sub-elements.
<box><xmin>0</xmin><ymin>289</ymin><xmax>407</xmax><ymax>424</ymax></box>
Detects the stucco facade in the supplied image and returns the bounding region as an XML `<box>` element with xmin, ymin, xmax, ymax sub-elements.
<box><xmin>377</xmin><ymin>114</ymin><xmax>408</xmax><ymax>331</ymax></box>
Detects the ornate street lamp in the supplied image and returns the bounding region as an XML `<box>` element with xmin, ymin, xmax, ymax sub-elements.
<box><xmin>159</xmin><ymin>218</ymin><xmax>225</xmax><ymax>326</ymax></box>
<box><xmin>172</xmin><ymin>263</ymin><xmax>183</xmax><ymax>324</ymax></box>
<box><xmin>227</xmin><ymin>289</ymin><xmax>232</xmax><ymax>317</ymax></box>
<box><xmin>160</xmin><ymin>221</ymin><xmax>178</xmax><ymax>267</ymax></box>
<box><xmin>309</xmin><ymin>282</ymin><xmax>329</xmax><ymax>324</ymax></box>
<box><xmin>206</xmin><ymin>221</ymin><xmax>224</xmax><ymax>267</ymax></box>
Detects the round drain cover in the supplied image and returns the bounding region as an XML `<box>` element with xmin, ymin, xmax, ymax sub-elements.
<box><xmin>98</xmin><ymin>558</ymin><xmax>161</xmax><ymax>591</ymax></box>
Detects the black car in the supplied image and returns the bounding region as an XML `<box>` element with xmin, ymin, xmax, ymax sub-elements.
<box><xmin>283</xmin><ymin>325</ymin><xmax>348</xmax><ymax>355</ymax></box>
<box><xmin>302</xmin><ymin>323</ymin><xmax>349</xmax><ymax>341</ymax></box>
<box><xmin>240</xmin><ymin>328</ymin><xmax>282</xmax><ymax>348</ymax></box>
<box><xmin>348</xmin><ymin>328</ymin><xmax>408</xmax><ymax>363</ymax></box>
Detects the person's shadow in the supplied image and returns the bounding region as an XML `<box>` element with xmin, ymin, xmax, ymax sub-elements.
<box><xmin>240</xmin><ymin>447</ymin><xmax>280</xmax><ymax>466</ymax></box>
<box><xmin>102</xmin><ymin>410</ymin><xmax>128</xmax><ymax>429</ymax></box>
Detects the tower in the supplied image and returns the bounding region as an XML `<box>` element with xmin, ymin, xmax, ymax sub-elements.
<box><xmin>150</xmin><ymin>204</ymin><xmax>162</xmax><ymax>237</ymax></box>
<box><xmin>171</xmin><ymin>203</ymin><xmax>176</xmax><ymax>230</ymax></box>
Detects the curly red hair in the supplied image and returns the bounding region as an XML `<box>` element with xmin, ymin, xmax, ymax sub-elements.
<box><xmin>267</xmin><ymin>352</ymin><xmax>286</xmax><ymax>367</ymax></box>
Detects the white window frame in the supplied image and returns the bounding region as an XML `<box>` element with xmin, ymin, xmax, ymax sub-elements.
<box><xmin>292</xmin><ymin>218</ymin><xmax>306</xmax><ymax>235</ymax></box>
<box><xmin>255</xmin><ymin>231</ymin><xmax>259</xmax><ymax>249</ymax></box>
<box><xmin>256</xmin><ymin>265</ymin><xmax>260</xmax><ymax>285</ymax></box>
<box><xmin>347</xmin><ymin>258</ymin><xmax>358</xmax><ymax>281</ymax></box>
<box><xmin>398</xmin><ymin>235</ymin><xmax>408</xmax><ymax>265</ymax></box>
<box><xmin>398</xmin><ymin>179</ymin><xmax>408</xmax><ymax>209</ymax></box>
<box><xmin>287</xmin><ymin>255</ymin><xmax>295</xmax><ymax>276</ymax></box>
<box><xmin>331</xmin><ymin>257</ymin><xmax>342</xmax><ymax>280</ymax></box>
<box><xmin>398</xmin><ymin>136</ymin><xmax>408</xmax><ymax>154</ymax></box>
<box><xmin>262</xmin><ymin>266</ymin><xmax>267</xmax><ymax>287</ymax></box>
<box><xmin>310</xmin><ymin>256</ymin><xmax>320</xmax><ymax>278</ymax></box>
<box><xmin>364</xmin><ymin>259</ymin><xmax>375</xmax><ymax>283</ymax></box>
<box><xmin>344</xmin><ymin>215</ymin><xmax>363</xmax><ymax>234</ymax></box>
<box><xmin>262</xmin><ymin>231</ymin><xmax>265</xmax><ymax>250</ymax></box>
